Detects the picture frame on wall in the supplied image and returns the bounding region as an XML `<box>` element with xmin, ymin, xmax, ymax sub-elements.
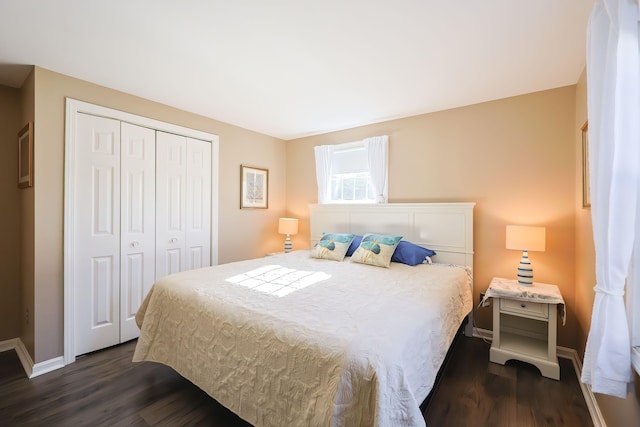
<box><xmin>18</xmin><ymin>122</ymin><xmax>33</xmax><ymax>188</ymax></box>
<box><xmin>582</xmin><ymin>121</ymin><xmax>590</xmax><ymax>208</ymax></box>
<box><xmin>240</xmin><ymin>164</ymin><xmax>268</xmax><ymax>209</ymax></box>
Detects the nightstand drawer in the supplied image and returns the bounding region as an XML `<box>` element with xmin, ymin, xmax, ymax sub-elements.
<box><xmin>499</xmin><ymin>299</ymin><xmax>548</xmax><ymax>319</ymax></box>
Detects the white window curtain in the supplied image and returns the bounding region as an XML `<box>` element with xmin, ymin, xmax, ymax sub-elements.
<box><xmin>314</xmin><ymin>145</ymin><xmax>333</xmax><ymax>204</ymax></box>
<box><xmin>581</xmin><ymin>0</ymin><xmax>640</xmax><ymax>398</ymax></box>
<box><xmin>363</xmin><ymin>135</ymin><xmax>389</xmax><ymax>203</ymax></box>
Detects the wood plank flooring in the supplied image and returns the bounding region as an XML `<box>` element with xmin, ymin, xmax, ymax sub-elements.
<box><xmin>423</xmin><ymin>336</ymin><xmax>593</xmax><ymax>426</ymax></box>
<box><xmin>0</xmin><ymin>336</ymin><xmax>592</xmax><ymax>426</ymax></box>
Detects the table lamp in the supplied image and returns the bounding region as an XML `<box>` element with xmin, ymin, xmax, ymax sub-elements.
<box><xmin>278</xmin><ymin>218</ymin><xmax>299</xmax><ymax>253</ymax></box>
<box><xmin>506</xmin><ymin>225</ymin><xmax>546</xmax><ymax>286</ymax></box>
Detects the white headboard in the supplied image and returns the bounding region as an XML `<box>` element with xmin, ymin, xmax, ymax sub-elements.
<box><xmin>309</xmin><ymin>202</ymin><xmax>475</xmax><ymax>272</ymax></box>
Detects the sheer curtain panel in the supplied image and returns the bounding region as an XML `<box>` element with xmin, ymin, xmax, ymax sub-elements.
<box><xmin>314</xmin><ymin>145</ymin><xmax>333</xmax><ymax>204</ymax></box>
<box><xmin>363</xmin><ymin>135</ymin><xmax>389</xmax><ymax>203</ymax></box>
<box><xmin>581</xmin><ymin>0</ymin><xmax>640</xmax><ymax>398</ymax></box>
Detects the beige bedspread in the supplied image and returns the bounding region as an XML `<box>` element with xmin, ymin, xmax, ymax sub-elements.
<box><xmin>133</xmin><ymin>251</ymin><xmax>472</xmax><ymax>427</ymax></box>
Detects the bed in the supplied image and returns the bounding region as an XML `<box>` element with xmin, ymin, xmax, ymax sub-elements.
<box><xmin>133</xmin><ymin>202</ymin><xmax>475</xmax><ymax>427</ymax></box>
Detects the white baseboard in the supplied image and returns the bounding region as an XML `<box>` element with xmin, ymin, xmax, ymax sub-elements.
<box><xmin>0</xmin><ymin>337</ymin><xmax>34</xmax><ymax>377</ymax></box>
<box><xmin>13</xmin><ymin>338</ymin><xmax>34</xmax><ymax>377</ymax></box>
<box><xmin>31</xmin><ymin>356</ymin><xmax>65</xmax><ymax>378</ymax></box>
<box><xmin>472</xmin><ymin>326</ymin><xmax>493</xmax><ymax>341</ymax></box>
<box><xmin>560</xmin><ymin>346</ymin><xmax>607</xmax><ymax>427</ymax></box>
<box><xmin>0</xmin><ymin>337</ymin><xmax>65</xmax><ymax>379</ymax></box>
<box><xmin>471</xmin><ymin>327</ymin><xmax>606</xmax><ymax>427</ymax></box>
<box><xmin>0</xmin><ymin>337</ymin><xmax>18</xmax><ymax>353</ymax></box>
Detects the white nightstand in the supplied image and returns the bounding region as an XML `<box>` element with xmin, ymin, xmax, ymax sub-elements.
<box><xmin>487</xmin><ymin>277</ymin><xmax>563</xmax><ymax>380</ymax></box>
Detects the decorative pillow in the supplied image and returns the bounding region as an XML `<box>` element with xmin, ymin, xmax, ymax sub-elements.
<box><xmin>345</xmin><ymin>235</ymin><xmax>362</xmax><ymax>257</ymax></box>
<box><xmin>350</xmin><ymin>233</ymin><xmax>403</xmax><ymax>268</ymax></box>
<box><xmin>391</xmin><ymin>240</ymin><xmax>437</xmax><ymax>266</ymax></box>
<box><xmin>310</xmin><ymin>233</ymin><xmax>356</xmax><ymax>261</ymax></box>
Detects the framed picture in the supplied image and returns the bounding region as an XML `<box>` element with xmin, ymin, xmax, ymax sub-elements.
<box><xmin>582</xmin><ymin>121</ymin><xmax>590</xmax><ymax>207</ymax></box>
<box><xmin>240</xmin><ymin>165</ymin><xmax>268</xmax><ymax>209</ymax></box>
<box><xmin>18</xmin><ymin>122</ymin><xmax>33</xmax><ymax>188</ymax></box>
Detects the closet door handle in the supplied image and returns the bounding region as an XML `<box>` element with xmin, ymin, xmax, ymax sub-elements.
<box><xmin>130</xmin><ymin>241</ymin><xmax>139</xmax><ymax>248</ymax></box>
<box><xmin>170</xmin><ymin>238</ymin><xmax>178</xmax><ymax>244</ymax></box>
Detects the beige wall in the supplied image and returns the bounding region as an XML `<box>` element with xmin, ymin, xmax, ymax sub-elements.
<box><xmin>286</xmin><ymin>86</ymin><xmax>578</xmax><ymax>348</ymax></box>
<box><xmin>26</xmin><ymin>67</ymin><xmax>286</xmax><ymax>362</ymax></box>
<box><xmin>574</xmin><ymin>68</ymin><xmax>593</xmax><ymax>359</ymax></box>
<box><xmin>20</xmin><ymin>70</ymin><xmax>35</xmax><ymax>357</ymax></box>
<box><xmin>0</xmin><ymin>85</ymin><xmax>22</xmax><ymax>341</ymax></box>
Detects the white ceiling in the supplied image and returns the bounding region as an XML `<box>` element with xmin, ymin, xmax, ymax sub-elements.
<box><xmin>0</xmin><ymin>0</ymin><xmax>595</xmax><ymax>140</ymax></box>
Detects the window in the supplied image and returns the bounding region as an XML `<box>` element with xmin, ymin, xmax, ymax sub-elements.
<box><xmin>329</xmin><ymin>142</ymin><xmax>375</xmax><ymax>202</ymax></box>
<box><xmin>331</xmin><ymin>172</ymin><xmax>375</xmax><ymax>202</ymax></box>
<box><xmin>314</xmin><ymin>136</ymin><xmax>388</xmax><ymax>204</ymax></box>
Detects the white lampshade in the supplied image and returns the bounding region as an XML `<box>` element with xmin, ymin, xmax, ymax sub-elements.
<box><xmin>506</xmin><ymin>225</ymin><xmax>546</xmax><ymax>252</ymax></box>
<box><xmin>506</xmin><ymin>225</ymin><xmax>545</xmax><ymax>286</ymax></box>
<box><xmin>278</xmin><ymin>218</ymin><xmax>298</xmax><ymax>235</ymax></box>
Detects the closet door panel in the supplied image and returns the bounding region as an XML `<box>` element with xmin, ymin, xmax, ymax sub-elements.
<box><xmin>120</xmin><ymin>123</ymin><xmax>156</xmax><ymax>342</ymax></box>
<box><xmin>75</xmin><ymin>113</ymin><xmax>121</xmax><ymax>356</ymax></box>
<box><xmin>156</xmin><ymin>132</ymin><xmax>187</xmax><ymax>280</ymax></box>
<box><xmin>186</xmin><ymin>138</ymin><xmax>211</xmax><ymax>270</ymax></box>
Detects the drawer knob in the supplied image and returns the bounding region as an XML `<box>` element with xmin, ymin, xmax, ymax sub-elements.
<box><xmin>521</xmin><ymin>304</ymin><xmax>526</xmax><ymax>308</ymax></box>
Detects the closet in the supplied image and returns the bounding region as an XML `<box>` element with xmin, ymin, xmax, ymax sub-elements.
<box><xmin>66</xmin><ymin>100</ymin><xmax>217</xmax><ymax>358</ymax></box>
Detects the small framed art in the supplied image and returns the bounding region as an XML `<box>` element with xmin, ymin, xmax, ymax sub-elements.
<box><xmin>18</xmin><ymin>122</ymin><xmax>33</xmax><ymax>188</ymax></box>
<box><xmin>240</xmin><ymin>165</ymin><xmax>268</xmax><ymax>209</ymax></box>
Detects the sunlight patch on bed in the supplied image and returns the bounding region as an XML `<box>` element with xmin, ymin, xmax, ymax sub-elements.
<box><xmin>225</xmin><ymin>265</ymin><xmax>331</xmax><ymax>297</ymax></box>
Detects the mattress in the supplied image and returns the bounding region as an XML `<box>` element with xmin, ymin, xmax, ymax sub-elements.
<box><xmin>133</xmin><ymin>250</ymin><xmax>472</xmax><ymax>427</ymax></box>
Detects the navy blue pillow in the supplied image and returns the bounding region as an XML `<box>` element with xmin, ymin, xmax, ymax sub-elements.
<box><xmin>346</xmin><ymin>235</ymin><xmax>362</xmax><ymax>257</ymax></box>
<box><xmin>391</xmin><ymin>240</ymin><xmax>436</xmax><ymax>266</ymax></box>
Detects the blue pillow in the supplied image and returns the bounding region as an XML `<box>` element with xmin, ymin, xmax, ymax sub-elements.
<box><xmin>391</xmin><ymin>241</ymin><xmax>436</xmax><ymax>266</ymax></box>
<box><xmin>346</xmin><ymin>235</ymin><xmax>362</xmax><ymax>257</ymax></box>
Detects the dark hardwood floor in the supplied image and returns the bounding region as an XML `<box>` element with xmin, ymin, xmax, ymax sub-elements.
<box><xmin>0</xmin><ymin>336</ymin><xmax>592</xmax><ymax>426</ymax></box>
<box><xmin>423</xmin><ymin>336</ymin><xmax>593</xmax><ymax>427</ymax></box>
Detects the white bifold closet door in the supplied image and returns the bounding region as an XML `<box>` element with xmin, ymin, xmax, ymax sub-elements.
<box><xmin>120</xmin><ymin>122</ymin><xmax>156</xmax><ymax>342</ymax></box>
<box><xmin>74</xmin><ymin>114</ymin><xmax>121</xmax><ymax>356</ymax></box>
<box><xmin>74</xmin><ymin>116</ymin><xmax>212</xmax><ymax>356</ymax></box>
<box><xmin>74</xmin><ymin>115</ymin><xmax>156</xmax><ymax>355</ymax></box>
<box><xmin>156</xmin><ymin>132</ymin><xmax>211</xmax><ymax>280</ymax></box>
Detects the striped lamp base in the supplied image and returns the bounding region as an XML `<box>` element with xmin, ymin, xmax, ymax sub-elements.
<box><xmin>517</xmin><ymin>250</ymin><xmax>534</xmax><ymax>286</ymax></box>
<box><xmin>284</xmin><ymin>234</ymin><xmax>292</xmax><ymax>253</ymax></box>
